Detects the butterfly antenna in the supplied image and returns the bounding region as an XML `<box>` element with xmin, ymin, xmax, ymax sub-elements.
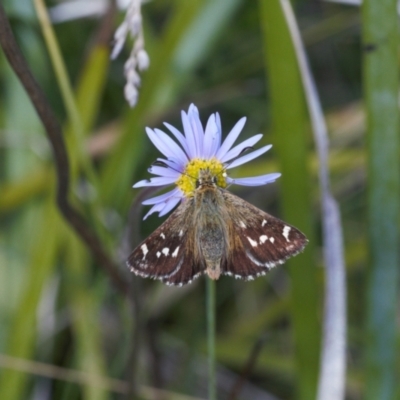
<box><xmin>222</xmin><ymin>146</ymin><xmax>254</xmax><ymax>188</ymax></box>
<box><xmin>223</xmin><ymin>146</ymin><xmax>253</xmax><ymax>171</ymax></box>
<box><xmin>151</xmin><ymin>160</ymin><xmax>196</xmax><ymax>180</ymax></box>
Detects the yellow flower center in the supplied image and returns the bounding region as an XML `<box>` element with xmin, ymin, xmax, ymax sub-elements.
<box><xmin>176</xmin><ymin>158</ymin><xmax>227</xmax><ymax>197</ymax></box>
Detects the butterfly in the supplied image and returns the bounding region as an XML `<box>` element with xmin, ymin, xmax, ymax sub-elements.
<box><xmin>127</xmin><ymin>168</ymin><xmax>308</xmax><ymax>286</ymax></box>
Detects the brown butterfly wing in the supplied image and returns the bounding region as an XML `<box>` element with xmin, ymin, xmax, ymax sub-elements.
<box><xmin>221</xmin><ymin>190</ymin><xmax>308</xmax><ymax>280</ymax></box>
<box><xmin>126</xmin><ymin>199</ymin><xmax>206</xmax><ymax>286</ymax></box>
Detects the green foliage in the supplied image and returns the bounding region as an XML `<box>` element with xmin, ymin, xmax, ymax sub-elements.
<box><xmin>0</xmin><ymin>0</ymin><xmax>398</xmax><ymax>399</ymax></box>
<box><xmin>259</xmin><ymin>1</ymin><xmax>320</xmax><ymax>398</ymax></box>
<box><xmin>362</xmin><ymin>1</ymin><xmax>400</xmax><ymax>399</ymax></box>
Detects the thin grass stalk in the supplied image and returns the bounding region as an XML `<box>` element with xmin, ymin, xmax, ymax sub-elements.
<box><xmin>278</xmin><ymin>1</ymin><xmax>347</xmax><ymax>399</ymax></box>
<box><xmin>206</xmin><ymin>279</ymin><xmax>216</xmax><ymax>400</ymax></box>
<box><xmin>362</xmin><ymin>0</ymin><xmax>400</xmax><ymax>399</ymax></box>
<box><xmin>33</xmin><ymin>0</ymin><xmax>99</xmax><ymax>187</ymax></box>
<box><xmin>33</xmin><ymin>0</ymin><xmax>82</xmax><ymax>136</ymax></box>
<box><xmin>0</xmin><ymin>354</ymin><xmax>212</xmax><ymax>399</ymax></box>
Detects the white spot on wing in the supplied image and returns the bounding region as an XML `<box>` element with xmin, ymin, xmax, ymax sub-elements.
<box><xmin>179</xmin><ymin>230</ymin><xmax>183</xmax><ymax>237</ymax></box>
<box><xmin>141</xmin><ymin>244</ymin><xmax>148</xmax><ymax>260</ymax></box>
<box><xmin>247</xmin><ymin>237</ymin><xmax>258</xmax><ymax>247</ymax></box>
<box><xmin>160</xmin><ymin>258</ymin><xmax>184</xmax><ymax>279</ymax></box>
<box><xmin>259</xmin><ymin>235</ymin><xmax>268</xmax><ymax>244</ymax></box>
<box><xmin>172</xmin><ymin>246</ymin><xmax>179</xmax><ymax>257</ymax></box>
<box><xmin>162</xmin><ymin>247</ymin><xmax>169</xmax><ymax>256</ymax></box>
<box><xmin>262</xmin><ymin>219</ymin><xmax>267</xmax><ymax>227</ymax></box>
<box><xmin>156</xmin><ymin>251</ymin><xmax>161</xmax><ymax>258</ymax></box>
<box><xmin>245</xmin><ymin>251</ymin><xmax>263</xmax><ymax>266</ymax></box>
<box><xmin>269</xmin><ymin>237</ymin><xmax>275</xmax><ymax>243</ymax></box>
<box><xmin>246</xmin><ymin>251</ymin><xmax>276</xmax><ymax>269</ymax></box>
<box><xmin>160</xmin><ymin>232</ymin><xmax>165</xmax><ymax>239</ymax></box>
<box><xmin>283</xmin><ymin>226</ymin><xmax>291</xmax><ymax>242</ymax></box>
<box><xmin>239</xmin><ymin>221</ymin><xmax>246</xmax><ymax>228</ymax></box>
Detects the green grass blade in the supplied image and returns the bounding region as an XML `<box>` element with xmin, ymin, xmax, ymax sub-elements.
<box><xmin>75</xmin><ymin>45</ymin><xmax>109</xmax><ymax>134</ymax></box>
<box><xmin>0</xmin><ymin>197</ymin><xmax>59</xmax><ymax>400</ymax></box>
<box><xmin>362</xmin><ymin>1</ymin><xmax>400</xmax><ymax>399</ymax></box>
<box><xmin>63</xmin><ymin>230</ymin><xmax>109</xmax><ymax>400</ymax></box>
<box><xmin>259</xmin><ymin>1</ymin><xmax>320</xmax><ymax>398</ymax></box>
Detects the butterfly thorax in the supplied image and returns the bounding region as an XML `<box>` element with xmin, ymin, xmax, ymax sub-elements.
<box><xmin>193</xmin><ymin>170</ymin><xmax>230</xmax><ymax>280</ymax></box>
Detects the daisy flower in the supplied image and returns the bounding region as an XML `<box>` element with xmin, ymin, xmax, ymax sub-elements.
<box><xmin>134</xmin><ymin>104</ymin><xmax>281</xmax><ymax>219</ymax></box>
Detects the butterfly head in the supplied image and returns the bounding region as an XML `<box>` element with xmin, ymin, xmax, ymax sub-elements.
<box><xmin>196</xmin><ymin>168</ymin><xmax>221</xmax><ymax>189</ymax></box>
<box><xmin>176</xmin><ymin>158</ymin><xmax>227</xmax><ymax>197</ymax></box>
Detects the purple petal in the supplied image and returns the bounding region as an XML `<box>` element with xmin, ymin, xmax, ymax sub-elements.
<box><xmin>156</xmin><ymin>158</ymin><xmax>184</xmax><ymax>171</ymax></box>
<box><xmin>147</xmin><ymin>165</ymin><xmax>180</xmax><ymax>178</ymax></box>
<box><xmin>158</xmin><ymin>196</ymin><xmax>181</xmax><ymax>217</ymax></box>
<box><xmin>226</xmin><ymin>144</ymin><xmax>272</xmax><ymax>169</ymax></box>
<box><xmin>142</xmin><ymin>187</ymin><xmax>182</xmax><ymax>205</ymax></box>
<box><xmin>133</xmin><ymin>176</ymin><xmax>176</xmax><ymax>188</ymax></box>
<box><xmin>216</xmin><ymin>117</ymin><xmax>246</xmax><ymax>160</ymax></box>
<box><xmin>227</xmin><ymin>173</ymin><xmax>281</xmax><ymax>186</ymax></box>
<box><xmin>163</xmin><ymin>122</ymin><xmax>190</xmax><ymax>155</ymax></box>
<box><xmin>203</xmin><ymin>114</ymin><xmax>219</xmax><ymax>158</ymax></box>
<box><xmin>215</xmin><ymin>112</ymin><xmax>222</xmax><ymax>150</ymax></box>
<box><xmin>143</xmin><ymin>203</ymin><xmax>165</xmax><ymax>220</ymax></box>
<box><xmin>215</xmin><ymin>112</ymin><xmax>222</xmax><ymax>135</ymax></box>
<box><xmin>152</xmin><ymin>128</ymin><xmax>188</xmax><ymax>164</ymax></box>
<box><xmin>188</xmin><ymin>104</ymin><xmax>204</xmax><ymax>156</ymax></box>
<box><xmin>146</xmin><ymin>127</ymin><xmax>173</xmax><ymax>159</ymax></box>
<box><xmin>181</xmin><ymin>110</ymin><xmax>197</xmax><ymax>158</ymax></box>
<box><xmin>221</xmin><ymin>134</ymin><xmax>263</xmax><ymax>163</ymax></box>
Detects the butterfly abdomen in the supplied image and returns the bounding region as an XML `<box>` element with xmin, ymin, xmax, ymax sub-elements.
<box><xmin>194</xmin><ymin>186</ymin><xmax>229</xmax><ymax>280</ymax></box>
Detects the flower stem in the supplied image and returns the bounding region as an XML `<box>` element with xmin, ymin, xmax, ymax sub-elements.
<box><xmin>206</xmin><ymin>278</ymin><xmax>216</xmax><ymax>400</ymax></box>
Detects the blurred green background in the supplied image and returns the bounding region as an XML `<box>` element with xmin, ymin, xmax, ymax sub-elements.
<box><xmin>0</xmin><ymin>0</ymin><xmax>399</xmax><ymax>399</ymax></box>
